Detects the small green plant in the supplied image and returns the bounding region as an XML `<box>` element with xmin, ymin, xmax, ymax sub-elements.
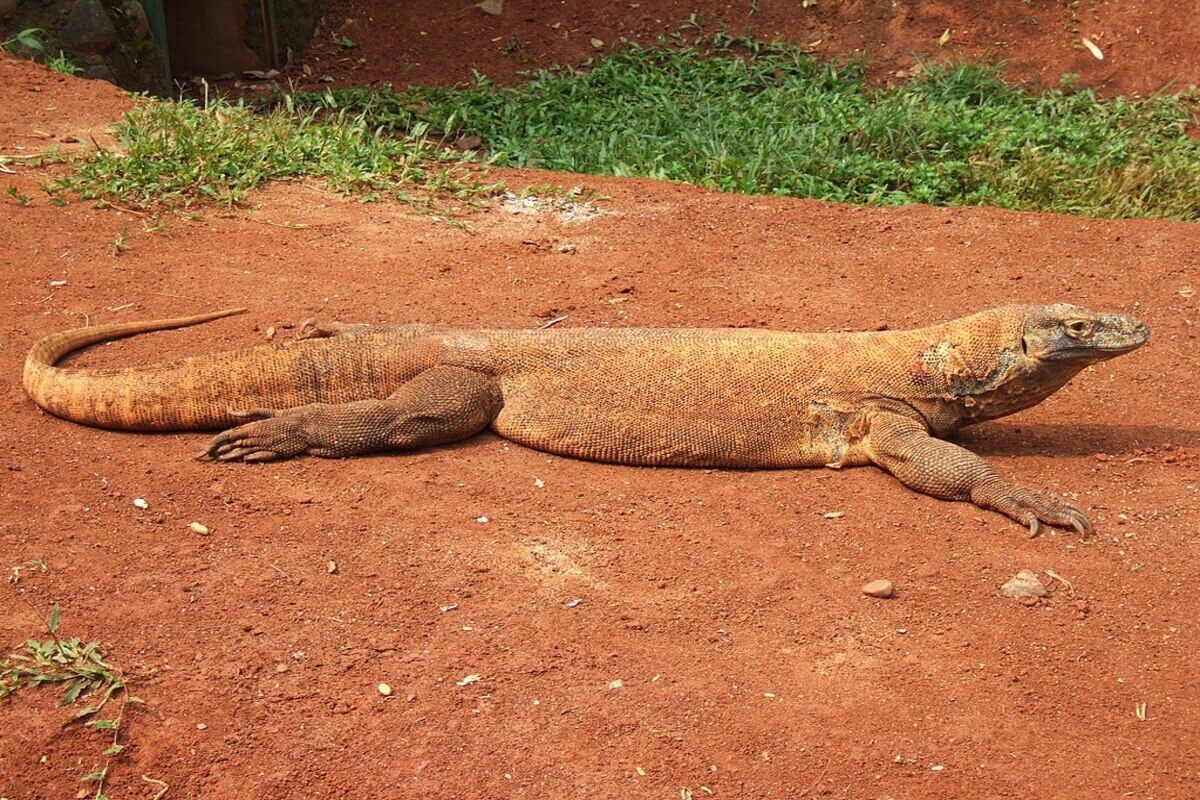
<box><xmin>107</xmin><ymin>231</ymin><xmax>130</xmax><ymax>255</ymax></box>
<box><xmin>1</xmin><ymin>27</ymin><xmax>45</xmax><ymax>54</ymax></box>
<box><xmin>6</xmin><ymin>185</ymin><xmax>32</xmax><ymax>206</ymax></box>
<box><xmin>48</xmin><ymin>50</ymin><xmax>82</xmax><ymax>75</ymax></box>
<box><xmin>1</xmin><ymin>604</ymin><xmax>142</xmax><ymax>799</ymax></box>
<box><xmin>340</xmin><ymin>36</ymin><xmax>358</xmax><ymax>49</ymax></box>
<box><xmin>502</xmin><ymin>35</ymin><xmax>521</xmax><ymax>54</ymax></box>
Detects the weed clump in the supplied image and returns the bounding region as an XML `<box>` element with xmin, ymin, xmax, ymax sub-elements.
<box><xmin>292</xmin><ymin>34</ymin><xmax>1200</xmax><ymax>220</ymax></box>
<box><xmin>53</xmin><ymin>96</ymin><xmax>503</xmax><ymax>212</ymax></box>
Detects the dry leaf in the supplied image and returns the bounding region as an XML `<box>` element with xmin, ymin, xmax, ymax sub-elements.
<box><xmin>1081</xmin><ymin>37</ymin><xmax>1104</xmax><ymax>60</ymax></box>
<box><xmin>457</xmin><ymin>674</ymin><xmax>482</xmax><ymax>686</ymax></box>
<box><xmin>1177</xmin><ymin>285</ymin><xmax>1194</xmax><ymax>297</ymax></box>
<box><xmin>476</xmin><ymin>0</ymin><xmax>503</xmax><ymax>16</ymax></box>
<box><xmin>823</xmin><ymin>511</ymin><xmax>845</xmax><ymax>519</ymax></box>
<box><xmin>590</xmin><ymin>38</ymin><xmax>604</xmax><ymax>49</ymax></box>
<box><xmin>938</xmin><ymin>28</ymin><xmax>951</xmax><ymax>46</ymax></box>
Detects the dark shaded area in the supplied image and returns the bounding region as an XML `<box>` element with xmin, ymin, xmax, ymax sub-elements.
<box><xmin>961</xmin><ymin>423</ymin><xmax>1200</xmax><ymax>457</ymax></box>
<box><xmin>163</xmin><ymin>0</ymin><xmax>315</xmax><ymax>76</ymax></box>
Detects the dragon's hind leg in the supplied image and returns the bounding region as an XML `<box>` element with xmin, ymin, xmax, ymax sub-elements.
<box><xmin>200</xmin><ymin>366</ymin><xmax>502</xmax><ymax>462</ymax></box>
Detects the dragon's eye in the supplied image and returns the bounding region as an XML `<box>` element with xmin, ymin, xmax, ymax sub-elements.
<box><xmin>1064</xmin><ymin>319</ymin><xmax>1092</xmax><ymax>338</ymax></box>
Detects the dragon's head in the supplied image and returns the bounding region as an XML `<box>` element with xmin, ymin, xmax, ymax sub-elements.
<box><xmin>945</xmin><ymin>303</ymin><xmax>1149</xmax><ymax>425</ymax></box>
<box><xmin>1019</xmin><ymin>303</ymin><xmax>1150</xmax><ymax>364</ymax></box>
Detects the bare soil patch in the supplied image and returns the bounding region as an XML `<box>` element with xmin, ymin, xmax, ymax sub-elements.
<box><xmin>302</xmin><ymin>0</ymin><xmax>1200</xmax><ymax>96</ymax></box>
<box><xmin>2</xmin><ymin>57</ymin><xmax>1199</xmax><ymax>800</ymax></box>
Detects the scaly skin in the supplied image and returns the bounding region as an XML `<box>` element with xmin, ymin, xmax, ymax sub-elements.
<box><xmin>23</xmin><ymin>304</ymin><xmax>1149</xmax><ymax>534</ymax></box>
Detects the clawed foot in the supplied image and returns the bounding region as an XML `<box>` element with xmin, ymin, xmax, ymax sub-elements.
<box><xmin>197</xmin><ymin>408</ymin><xmax>314</xmax><ymax>463</ymax></box>
<box><xmin>296</xmin><ymin>318</ymin><xmax>369</xmax><ymax>340</ymax></box>
<box><xmin>994</xmin><ymin>492</ymin><xmax>1093</xmax><ymax>538</ymax></box>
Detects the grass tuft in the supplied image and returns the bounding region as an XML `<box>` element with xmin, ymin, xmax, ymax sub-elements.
<box><xmin>1</xmin><ymin>603</ymin><xmax>141</xmax><ymax>800</ymax></box>
<box><xmin>53</xmin><ymin>96</ymin><xmax>504</xmax><ymax>213</ymax></box>
<box><xmin>290</xmin><ymin>34</ymin><xmax>1200</xmax><ymax>220</ymax></box>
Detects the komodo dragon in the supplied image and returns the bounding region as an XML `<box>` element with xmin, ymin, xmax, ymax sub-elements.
<box><xmin>24</xmin><ymin>303</ymin><xmax>1148</xmax><ymax>535</ymax></box>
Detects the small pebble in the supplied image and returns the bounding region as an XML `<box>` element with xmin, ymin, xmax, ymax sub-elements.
<box><xmin>377</xmin><ymin>683</ymin><xmax>392</xmax><ymax>696</ymax></box>
<box><xmin>189</xmin><ymin>521</ymin><xmax>210</xmax><ymax>535</ymax></box>
<box><xmin>133</xmin><ymin>497</ymin><xmax>149</xmax><ymax>510</ymax></box>
<box><xmin>327</xmin><ymin>561</ymin><xmax>338</xmax><ymax>574</ymax></box>
<box><xmin>1000</xmin><ymin>569</ymin><xmax>1048</xmax><ymax>599</ymax></box>
<box><xmin>862</xmin><ymin>579</ymin><xmax>894</xmax><ymax>599</ymax></box>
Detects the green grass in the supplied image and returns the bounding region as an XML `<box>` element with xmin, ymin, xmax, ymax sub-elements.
<box><xmin>2</xmin><ymin>603</ymin><xmax>142</xmax><ymax>800</ymax></box>
<box><xmin>48</xmin><ymin>50</ymin><xmax>82</xmax><ymax>76</ymax></box>
<box><xmin>289</xmin><ymin>33</ymin><xmax>1200</xmax><ymax>221</ymax></box>
<box><xmin>52</xmin><ymin>95</ymin><xmax>503</xmax><ymax>213</ymax></box>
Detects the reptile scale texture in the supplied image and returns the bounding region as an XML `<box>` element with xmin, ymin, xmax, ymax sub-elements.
<box><xmin>23</xmin><ymin>304</ymin><xmax>1149</xmax><ymax>535</ymax></box>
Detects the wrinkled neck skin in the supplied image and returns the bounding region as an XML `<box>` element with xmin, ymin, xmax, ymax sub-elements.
<box><xmin>953</xmin><ymin>356</ymin><xmax>1088</xmax><ymax>425</ymax></box>
<box><xmin>900</xmin><ymin>311</ymin><xmax>1092</xmax><ymax>435</ymax></box>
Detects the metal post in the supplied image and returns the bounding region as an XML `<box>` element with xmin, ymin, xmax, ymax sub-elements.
<box><xmin>140</xmin><ymin>0</ymin><xmax>171</xmax><ymax>86</ymax></box>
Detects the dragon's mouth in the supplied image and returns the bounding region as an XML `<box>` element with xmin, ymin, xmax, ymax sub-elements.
<box><xmin>1043</xmin><ymin>337</ymin><xmax>1148</xmax><ymax>361</ymax></box>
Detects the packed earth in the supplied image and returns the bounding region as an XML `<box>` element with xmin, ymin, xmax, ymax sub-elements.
<box><xmin>2</xmin><ymin>2</ymin><xmax>1199</xmax><ymax>799</ymax></box>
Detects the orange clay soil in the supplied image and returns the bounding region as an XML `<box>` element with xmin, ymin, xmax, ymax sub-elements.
<box><xmin>1</xmin><ymin>54</ymin><xmax>1199</xmax><ymax>800</ymax></box>
<box><xmin>301</xmin><ymin>0</ymin><xmax>1200</xmax><ymax>96</ymax></box>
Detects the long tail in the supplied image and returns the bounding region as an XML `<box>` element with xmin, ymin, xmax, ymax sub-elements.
<box><xmin>23</xmin><ymin>308</ymin><xmax>420</xmax><ymax>432</ymax></box>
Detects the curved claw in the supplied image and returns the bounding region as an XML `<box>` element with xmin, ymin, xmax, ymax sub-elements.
<box><xmin>992</xmin><ymin>489</ymin><xmax>1094</xmax><ymax>538</ymax></box>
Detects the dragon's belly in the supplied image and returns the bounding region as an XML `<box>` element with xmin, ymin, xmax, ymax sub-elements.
<box><xmin>492</xmin><ymin>390</ymin><xmax>866</xmax><ymax>469</ymax></box>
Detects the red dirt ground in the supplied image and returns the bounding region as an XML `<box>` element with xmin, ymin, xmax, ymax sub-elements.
<box><xmin>2</xmin><ymin>53</ymin><xmax>1200</xmax><ymax>800</ymax></box>
<box><xmin>301</xmin><ymin>0</ymin><xmax>1200</xmax><ymax>96</ymax></box>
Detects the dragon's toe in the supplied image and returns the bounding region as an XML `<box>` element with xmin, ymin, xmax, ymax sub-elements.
<box><xmin>199</xmin><ymin>409</ymin><xmax>311</xmax><ymax>463</ymax></box>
